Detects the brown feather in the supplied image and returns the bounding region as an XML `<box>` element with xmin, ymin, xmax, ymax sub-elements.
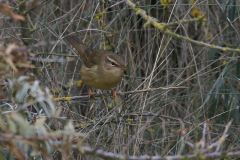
<box><xmin>65</xmin><ymin>34</ymin><xmax>126</xmax><ymax>90</ymax></box>
<box><xmin>65</xmin><ymin>35</ymin><xmax>94</xmax><ymax>68</ymax></box>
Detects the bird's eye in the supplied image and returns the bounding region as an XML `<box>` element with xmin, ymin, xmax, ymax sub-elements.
<box><xmin>111</xmin><ymin>62</ymin><xmax>115</xmax><ymax>65</ymax></box>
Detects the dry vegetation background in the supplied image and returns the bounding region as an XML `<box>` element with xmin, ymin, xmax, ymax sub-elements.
<box><xmin>1</xmin><ymin>0</ymin><xmax>240</xmax><ymax>159</ymax></box>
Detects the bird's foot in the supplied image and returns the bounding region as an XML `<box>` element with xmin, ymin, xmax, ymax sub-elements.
<box><xmin>111</xmin><ymin>90</ymin><xmax>116</xmax><ymax>100</ymax></box>
<box><xmin>88</xmin><ymin>87</ymin><xmax>96</xmax><ymax>100</ymax></box>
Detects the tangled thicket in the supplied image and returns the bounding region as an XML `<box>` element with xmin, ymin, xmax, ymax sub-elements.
<box><xmin>1</xmin><ymin>0</ymin><xmax>240</xmax><ymax>159</ymax></box>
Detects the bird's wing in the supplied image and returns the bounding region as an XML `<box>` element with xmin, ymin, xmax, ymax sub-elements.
<box><xmin>65</xmin><ymin>35</ymin><xmax>94</xmax><ymax>68</ymax></box>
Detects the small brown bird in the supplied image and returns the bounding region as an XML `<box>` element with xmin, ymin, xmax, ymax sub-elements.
<box><xmin>65</xmin><ymin>35</ymin><xmax>126</xmax><ymax>99</ymax></box>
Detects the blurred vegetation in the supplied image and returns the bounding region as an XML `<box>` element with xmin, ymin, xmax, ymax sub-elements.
<box><xmin>1</xmin><ymin>0</ymin><xmax>240</xmax><ymax>159</ymax></box>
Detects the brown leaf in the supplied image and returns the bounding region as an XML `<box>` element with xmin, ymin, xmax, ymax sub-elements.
<box><xmin>5</xmin><ymin>44</ymin><xmax>19</xmax><ymax>72</ymax></box>
<box><xmin>0</xmin><ymin>4</ymin><xmax>25</xmax><ymax>21</ymax></box>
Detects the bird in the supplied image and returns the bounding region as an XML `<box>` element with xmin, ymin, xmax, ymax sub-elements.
<box><xmin>65</xmin><ymin>35</ymin><xmax>126</xmax><ymax>100</ymax></box>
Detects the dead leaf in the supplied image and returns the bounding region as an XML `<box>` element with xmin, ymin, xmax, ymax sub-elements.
<box><xmin>0</xmin><ymin>4</ymin><xmax>25</xmax><ymax>21</ymax></box>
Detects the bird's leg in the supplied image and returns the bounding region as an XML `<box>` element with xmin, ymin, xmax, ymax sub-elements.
<box><xmin>88</xmin><ymin>87</ymin><xmax>95</xmax><ymax>99</ymax></box>
<box><xmin>111</xmin><ymin>89</ymin><xmax>116</xmax><ymax>100</ymax></box>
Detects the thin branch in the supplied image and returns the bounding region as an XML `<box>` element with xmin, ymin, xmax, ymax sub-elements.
<box><xmin>124</xmin><ymin>0</ymin><xmax>240</xmax><ymax>53</ymax></box>
<box><xmin>54</xmin><ymin>86</ymin><xmax>186</xmax><ymax>102</ymax></box>
<box><xmin>214</xmin><ymin>0</ymin><xmax>240</xmax><ymax>40</ymax></box>
<box><xmin>0</xmin><ymin>86</ymin><xmax>186</xmax><ymax>103</ymax></box>
<box><xmin>53</xmin><ymin>141</ymin><xmax>240</xmax><ymax>160</ymax></box>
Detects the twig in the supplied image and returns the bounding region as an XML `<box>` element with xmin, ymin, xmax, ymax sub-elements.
<box><xmin>54</xmin><ymin>86</ymin><xmax>186</xmax><ymax>102</ymax></box>
<box><xmin>106</xmin><ymin>0</ymin><xmax>125</xmax><ymax>10</ymax></box>
<box><xmin>0</xmin><ymin>86</ymin><xmax>186</xmax><ymax>103</ymax></box>
<box><xmin>214</xmin><ymin>0</ymin><xmax>240</xmax><ymax>40</ymax></box>
<box><xmin>53</xmin><ymin>138</ymin><xmax>240</xmax><ymax>160</ymax></box>
<box><xmin>124</xmin><ymin>0</ymin><xmax>240</xmax><ymax>53</ymax></box>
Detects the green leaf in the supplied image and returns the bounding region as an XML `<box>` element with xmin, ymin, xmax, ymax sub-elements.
<box><xmin>236</xmin><ymin>57</ymin><xmax>240</xmax><ymax>78</ymax></box>
<box><xmin>228</xmin><ymin>80</ymin><xmax>239</xmax><ymax>123</ymax></box>
<box><xmin>228</xmin><ymin>0</ymin><xmax>236</xmax><ymax>22</ymax></box>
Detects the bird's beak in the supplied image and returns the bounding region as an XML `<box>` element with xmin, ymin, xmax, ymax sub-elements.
<box><xmin>119</xmin><ymin>66</ymin><xmax>126</xmax><ymax>71</ymax></box>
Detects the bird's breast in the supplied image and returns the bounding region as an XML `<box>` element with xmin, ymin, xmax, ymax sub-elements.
<box><xmin>80</xmin><ymin>64</ymin><xmax>123</xmax><ymax>90</ymax></box>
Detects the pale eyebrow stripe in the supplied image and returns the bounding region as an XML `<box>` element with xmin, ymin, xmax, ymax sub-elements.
<box><xmin>106</xmin><ymin>57</ymin><xmax>119</xmax><ymax>65</ymax></box>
